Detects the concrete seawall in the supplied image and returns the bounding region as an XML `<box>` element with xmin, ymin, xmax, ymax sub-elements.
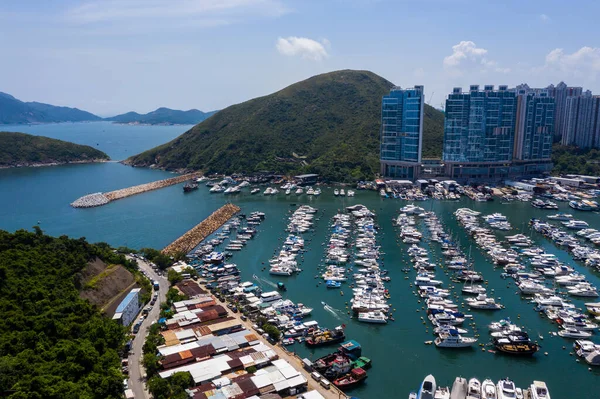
<box><xmin>71</xmin><ymin>172</ymin><xmax>202</xmax><ymax>208</ymax></box>
<box><xmin>162</xmin><ymin>203</ymin><xmax>240</xmax><ymax>256</ymax></box>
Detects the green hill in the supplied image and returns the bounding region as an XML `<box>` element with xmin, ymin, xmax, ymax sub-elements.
<box><xmin>0</xmin><ymin>131</ymin><xmax>109</xmax><ymax>167</ymax></box>
<box><xmin>106</xmin><ymin>107</ymin><xmax>218</xmax><ymax>125</ymax></box>
<box><xmin>0</xmin><ymin>92</ymin><xmax>101</xmax><ymax>124</ymax></box>
<box><xmin>0</xmin><ymin>228</ymin><xmax>133</xmax><ymax>398</ymax></box>
<box><xmin>127</xmin><ymin>70</ymin><xmax>445</xmax><ymax>182</ymax></box>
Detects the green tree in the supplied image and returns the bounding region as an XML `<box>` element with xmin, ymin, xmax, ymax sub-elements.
<box><xmin>148</xmin><ymin>376</ymin><xmax>171</xmax><ymax>399</ymax></box>
<box><xmin>167</xmin><ymin>269</ymin><xmax>183</xmax><ymax>285</ymax></box>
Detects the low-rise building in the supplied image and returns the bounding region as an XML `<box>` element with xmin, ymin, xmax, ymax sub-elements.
<box><xmin>112</xmin><ymin>288</ymin><xmax>141</xmax><ymax>326</ymax></box>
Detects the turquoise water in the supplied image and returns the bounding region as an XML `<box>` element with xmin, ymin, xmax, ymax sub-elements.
<box><xmin>1</xmin><ymin>124</ymin><xmax>599</xmax><ymax>398</ymax></box>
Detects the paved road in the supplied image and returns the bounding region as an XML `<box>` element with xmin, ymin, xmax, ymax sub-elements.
<box><xmin>126</xmin><ymin>256</ymin><xmax>169</xmax><ymax>399</ymax></box>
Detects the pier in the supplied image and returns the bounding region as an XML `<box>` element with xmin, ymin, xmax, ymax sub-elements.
<box><xmin>70</xmin><ymin>172</ymin><xmax>202</xmax><ymax>208</ymax></box>
<box><xmin>162</xmin><ymin>203</ymin><xmax>240</xmax><ymax>256</ymax></box>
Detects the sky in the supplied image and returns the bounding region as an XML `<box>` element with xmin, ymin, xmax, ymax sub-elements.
<box><xmin>1</xmin><ymin>0</ymin><xmax>599</xmax><ymax>116</ymax></box>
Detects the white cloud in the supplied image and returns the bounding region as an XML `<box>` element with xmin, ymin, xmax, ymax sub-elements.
<box><xmin>443</xmin><ymin>41</ymin><xmax>487</xmax><ymax>68</ymax></box>
<box><xmin>65</xmin><ymin>0</ymin><xmax>289</xmax><ymax>26</ymax></box>
<box><xmin>544</xmin><ymin>47</ymin><xmax>600</xmax><ymax>77</ymax></box>
<box><xmin>539</xmin><ymin>14</ymin><xmax>551</xmax><ymax>23</ymax></box>
<box><xmin>443</xmin><ymin>40</ymin><xmax>510</xmax><ymax>74</ymax></box>
<box><xmin>276</xmin><ymin>37</ymin><xmax>329</xmax><ymax>61</ymax></box>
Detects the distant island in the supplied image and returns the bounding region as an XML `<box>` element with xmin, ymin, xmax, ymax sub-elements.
<box><xmin>0</xmin><ymin>91</ymin><xmax>101</xmax><ymax>124</ymax></box>
<box><xmin>105</xmin><ymin>107</ymin><xmax>218</xmax><ymax>125</ymax></box>
<box><xmin>0</xmin><ymin>131</ymin><xmax>109</xmax><ymax>168</ymax></box>
<box><xmin>0</xmin><ymin>91</ymin><xmax>218</xmax><ymax>126</ymax></box>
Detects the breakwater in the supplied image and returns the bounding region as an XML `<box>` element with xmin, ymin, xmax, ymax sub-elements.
<box><xmin>71</xmin><ymin>172</ymin><xmax>202</xmax><ymax>208</ymax></box>
<box><xmin>162</xmin><ymin>203</ymin><xmax>240</xmax><ymax>256</ymax></box>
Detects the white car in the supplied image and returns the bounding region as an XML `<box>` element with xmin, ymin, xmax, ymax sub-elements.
<box><xmin>123</xmin><ymin>379</ymin><xmax>129</xmax><ymax>390</ymax></box>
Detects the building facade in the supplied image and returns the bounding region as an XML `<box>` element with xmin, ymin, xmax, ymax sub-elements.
<box><xmin>562</xmin><ymin>92</ymin><xmax>600</xmax><ymax>149</ymax></box>
<box><xmin>553</xmin><ymin>81</ymin><xmax>583</xmax><ymax>142</ymax></box>
<box><xmin>380</xmin><ymin>86</ymin><xmax>424</xmax><ymax>179</ymax></box>
<box><xmin>442</xmin><ymin>85</ymin><xmax>519</xmax><ymax>180</ymax></box>
<box><xmin>513</xmin><ymin>86</ymin><xmax>554</xmax><ymax>162</ymax></box>
<box><xmin>112</xmin><ymin>288</ymin><xmax>141</xmax><ymax>326</ymax></box>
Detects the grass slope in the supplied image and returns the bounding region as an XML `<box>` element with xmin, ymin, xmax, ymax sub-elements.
<box><xmin>0</xmin><ymin>131</ymin><xmax>109</xmax><ymax>167</ymax></box>
<box><xmin>127</xmin><ymin>70</ymin><xmax>445</xmax><ymax>182</ymax></box>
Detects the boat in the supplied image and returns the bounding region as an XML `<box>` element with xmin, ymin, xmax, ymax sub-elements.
<box><xmin>340</xmin><ymin>189</ymin><xmax>346</xmax><ymax>197</ymax></box>
<box><xmin>418</xmin><ymin>374</ymin><xmax>437</xmax><ymax>399</ymax></box>
<box><xmin>450</xmin><ymin>377</ymin><xmax>467</xmax><ymax>399</ymax></box>
<box><xmin>347</xmin><ymin>190</ymin><xmax>355</xmax><ymax>197</ymax></box>
<box><xmin>585</xmin><ymin>302</ymin><xmax>600</xmax><ymax>315</ymax></box>
<box><xmin>529</xmin><ymin>381</ymin><xmax>551</xmax><ymax>399</ymax></box>
<box><xmin>435</xmin><ymin>387</ymin><xmax>451</xmax><ymax>399</ymax></box>
<box><xmin>557</xmin><ymin>327</ymin><xmax>592</xmax><ymax>339</ymax></box>
<box><xmin>277</xmin><ymin>282</ymin><xmax>287</xmax><ymax>291</ymax></box>
<box><xmin>496</xmin><ymin>379</ymin><xmax>517</xmax><ymax>399</ymax></box>
<box><xmin>493</xmin><ymin>333</ymin><xmax>539</xmax><ymax>356</ymax></box>
<box><xmin>334</xmin><ymin>189</ymin><xmax>339</xmax><ymax>196</ymax></box>
<box><xmin>332</xmin><ymin>367</ymin><xmax>367</xmax><ymax>390</ymax></box>
<box><xmin>326</xmin><ymin>280</ymin><xmax>342</xmax><ymax>289</ymax></box>
<box><xmin>358</xmin><ymin>311</ymin><xmax>388</xmax><ymax>324</ymax></box>
<box><xmin>481</xmin><ymin>379</ymin><xmax>496</xmax><ymax>399</ymax></box>
<box><xmin>351</xmin><ymin>356</ymin><xmax>372</xmax><ymax>370</ymax></box>
<box><xmin>285</xmin><ymin>188</ymin><xmax>291</xmax><ymax>195</ymax></box>
<box><xmin>562</xmin><ymin>220</ymin><xmax>589</xmax><ymax>230</ymax></box>
<box><xmin>183</xmin><ymin>181</ymin><xmax>199</xmax><ymax>192</ymax></box>
<box><xmin>282</xmin><ymin>338</ymin><xmax>295</xmax><ymax>346</ymax></box>
<box><xmin>305</xmin><ymin>326</ymin><xmax>346</xmax><ymax>347</ymax></box>
<box><xmin>250</xmin><ymin>188</ymin><xmax>260</xmax><ymax>195</ymax></box>
<box><xmin>569</xmin><ymin>200</ymin><xmax>595</xmax><ymax>211</ymax></box>
<box><xmin>466</xmin><ymin>378</ymin><xmax>481</xmax><ymax>399</ymax></box>
<box><xmin>295</xmin><ymin>188</ymin><xmax>303</xmax><ymax>195</ymax></box>
<box><xmin>434</xmin><ymin>331</ymin><xmax>477</xmax><ymax>348</ymax></box>
<box><xmin>547</xmin><ymin>213</ymin><xmax>573</xmax><ymax>221</ymax></box>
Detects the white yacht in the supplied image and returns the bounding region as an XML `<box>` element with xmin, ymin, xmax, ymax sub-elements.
<box><xmin>339</xmin><ymin>188</ymin><xmax>346</xmax><ymax>196</ymax></box>
<box><xmin>547</xmin><ymin>213</ymin><xmax>573</xmax><ymax>221</ymax></box>
<box><xmin>529</xmin><ymin>381</ymin><xmax>551</xmax><ymax>399</ymax></box>
<box><xmin>285</xmin><ymin>188</ymin><xmax>291</xmax><ymax>195</ymax></box>
<box><xmin>306</xmin><ymin>187</ymin><xmax>315</xmax><ymax>195</ymax></box>
<box><xmin>357</xmin><ymin>311</ymin><xmax>388</xmax><ymax>324</ymax></box>
<box><xmin>466</xmin><ymin>378</ymin><xmax>481</xmax><ymax>399</ymax></box>
<box><xmin>466</xmin><ymin>294</ymin><xmax>503</xmax><ymax>310</ymax></box>
<box><xmin>434</xmin><ymin>331</ymin><xmax>477</xmax><ymax>348</ymax></box>
<box><xmin>314</xmin><ymin>188</ymin><xmax>321</xmax><ymax>196</ymax></box>
<box><xmin>347</xmin><ymin>190</ymin><xmax>355</xmax><ymax>197</ymax></box>
<box><xmin>562</xmin><ymin>220</ymin><xmax>589</xmax><ymax>230</ymax></box>
<box><xmin>295</xmin><ymin>188</ymin><xmax>303</xmax><ymax>195</ymax></box>
<box><xmin>250</xmin><ymin>188</ymin><xmax>260</xmax><ymax>194</ymax></box>
<box><xmin>481</xmin><ymin>379</ymin><xmax>497</xmax><ymax>399</ymax></box>
<box><xmin>496</xmin><ymin>378</ymin><xmax>517</xmax><ymax>399</ymax></box>
<box><xmin>334</xmin><ymin>189</ymin><xmax>339</xmax><ymax>196</ymax></box>
<box><xmin>434</xmin><ymin>387</ymin><xmax>450</xmax><ymax>399</ymax></box>
<box><xmin>418</xmin><ymin>374</ymin><xmax>436</xmax><ymax>399</ymax></box>
<box><xmin>557</xmin><ymin>327</ymin><xmax>592</xmax><ymax>339</ymax></box>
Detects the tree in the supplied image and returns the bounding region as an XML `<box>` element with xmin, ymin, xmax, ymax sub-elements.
<box><xmin>167</xmin><ymin>269</ymin><xmax>183</xmax><ymax>285</ymax></box>
<box><xmin>169</xmin><ymin>372</ymin><xmax>193</xmax><ymax>395</ymax></box>
<box><xmin>142</xmin><ymin>352</ymin><xmax>161</xmax><ymax>378</ymax></box>
<box><xmin>148</xmin><ymin>376</ymin><xmax>171</xmax><ymax>399</ymax></box>
<box><xmin>262</xmin><ymin>323</ymin><xmax>281</xmax><ymax>341</ymax></box>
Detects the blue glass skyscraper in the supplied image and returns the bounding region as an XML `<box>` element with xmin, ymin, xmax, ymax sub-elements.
<box><xmin>380</xmin><ymin>86</ymin><xmax>424</xmax><ymax>179</ymax></box>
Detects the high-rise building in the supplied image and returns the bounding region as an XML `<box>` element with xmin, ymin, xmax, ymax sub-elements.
<box><xmin>553</xmin><ymin>81</ymin><xmax>583</xmax><ymax>141</ymax></box>
<box><xmin>513</xmin><ymin>86</ymin><xmax>554</xmax><ymax>162</ymax></box>
<box><xmin>562</xmin><ymin>91</ymin><xmax>600</xmax><ymax>149</ymax></box>
<box><xmin>380</xmin><ymin>86</ymin><xmax>424</xmax><ymax>179</ymax></box>
<box><xmin>442</xmin><ymin>85</ymin><xmax>518</xmax><ymax>179</ymax></box>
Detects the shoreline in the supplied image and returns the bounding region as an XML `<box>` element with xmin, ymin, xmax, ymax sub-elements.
<box><xmin>0</xmin><ymin>158</ymin><xmax>111</xmax><ymax>169</ymax></box>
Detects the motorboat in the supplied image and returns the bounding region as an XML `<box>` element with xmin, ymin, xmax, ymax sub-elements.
<box><xmin>466</xmin><ymin>294</ymin><xmax>504</xmax><ymax>310</ymax></box>
<box><xmin>334</xmin><ymin>189</ymin><xmax>340</xmax><ymax>196</ymax></box>
<box><xmin>340</xmin><ymin>189</ymin><xmax>346</xmax><ymax>197</ymax></box>
<box><xmin>529</xmin><ymin>381</ymin><xmax>551</xmax><ymax>399</ymax></box>
<box><xmin>557</xmin><ymin>327</ymin><xmax>592</xmax><ymax>339</ymax></box>
<box><xmin>562</xmin><ymin>220</ymin><xmax>589</xmax><ymax>230</ymax></box>
<box><xmin>435</xmin><ymin>387</ymin><xmax>450</xmax><ymax>399</ymax></box>
<box><xmin>285</xmin><ymin>188</ymin><xmax>291</xmax><ymax>195</ymax></box>
<box><xmin>585</xmin><ymin>302</ymin><xmax>600</xmax><ymax>315</ymax></box>
<box><xmin>418</xmin><ymin>374</ymin><xmax>436</xmax><ymax>399</ymax></box>
<box><xmin>466</xmin><ymin>378</ymin><xmax>481</xmax><ymax>399</ymax></box>
<box><xmin>547</xmin><ymin>213</ymin><xmax>573</xmax><ymax>221</ymax></box>
<box><xmin>357</xmin><ymin>311</ymin><xmax>388</xmax><ymax>324</ymax></box>
<box><xmin>434</xmin><ymin>331</ymin><xmax>477</xmax><ymax>348</ymax></box>
<box><xmin>295</xmin><ymin>188</ymin><xmax>303</xmax><ymax>195</ymax></box>
<box><xmin>250</xmin><ymin>188</ymin><xmax>260</xmax><ymax>194</ymax></box>
<box><xmin>481</xmin><ymin>379</ymin><xmax>497</xmax><ymax>399</ymax></box>
<box><xmin>450</xmin><ymin>377</ymin><xmax>467</xmax><ymax>399</ymax></box>
<box><xmin>347</xmin><ymin>190</ymin><xmax>355</xmax><ymax>197</ymax></box>
<box><xmin>496</xmin><ymin>379</ymin><xmax>517</xmax><ymax>399</ymax></box>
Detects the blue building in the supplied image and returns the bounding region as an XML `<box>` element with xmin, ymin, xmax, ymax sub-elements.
<box><xmin>443</xmin><ymin>85</ymin><xmax>519</xmax><ymax>180</ymax></box>
<box><xmin>514</xmin><ymin>86</ymin><xmax>555</xmax><ymax>163</ymax></box>
<box><xmin>380</xmin><ymin>86</ymin><xmax>424</xmax><ymax>179</ymax></box>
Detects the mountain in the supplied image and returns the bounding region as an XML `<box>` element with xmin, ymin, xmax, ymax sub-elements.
<box><xmin>105</xmin><ymin>107</ymin><xmax>218</xmax><ymax>125</ymax></box>
<box><xmin>126</xmin><ymin>70</ymin><xmax>445</xmax><ymax>182</ymax></box>
<box><xmin>0</xmin><ymin>131</ymin><xmax>109</xmax><ymax>167</ymax></box>
<box><xmin>0</xmin><ymin>91</ymin><xmax>101</xmax><ymax>124</ymax></box>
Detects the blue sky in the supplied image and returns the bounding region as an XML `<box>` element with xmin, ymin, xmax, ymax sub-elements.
<box><xmin>1</xmin><ymin>0</ymin><xmax>599</xmax><ymax>116</ymax></box>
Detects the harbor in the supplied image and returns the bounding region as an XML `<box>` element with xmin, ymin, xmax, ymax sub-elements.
<box><xmin>70</xmin><ymin>172</ymin><xmax>202</xmax><ymax>208</ymax></box>
<box><xmin>4</xmin><ymin>164</ymin><xmax>600</xmax><ymax>398</ymax></box>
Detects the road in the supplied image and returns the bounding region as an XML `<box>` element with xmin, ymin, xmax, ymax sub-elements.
<box><xmin>126</xmin><ymin>256</ymin><xmax>169</xmax><ymax>399</ymax></box>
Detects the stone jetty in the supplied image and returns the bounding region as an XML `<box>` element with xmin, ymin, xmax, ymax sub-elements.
<box><xmin>162</xmin><ymin>203</ymin><xmax>241</xmax><ymax>256</ymax></box>
<box><xmin>71</xmin><ymin>172</ymin><xmax>202</xmax><ymax>208</ymax></box>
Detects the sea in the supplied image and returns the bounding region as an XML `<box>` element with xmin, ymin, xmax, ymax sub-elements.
<box><xmin>1</xmin><ymin>122</ymin><xmax>599</xmax><ymax>398</ymax></box>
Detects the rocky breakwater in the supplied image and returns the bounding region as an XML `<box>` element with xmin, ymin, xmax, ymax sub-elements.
<box><xmin>71</xmin><ymin>172</ymin><xmax>202</xmax><ymax>208</ymax></box>
<box><xmin>70</xmin><ymin>193</ymin><xmax>110</xmax><ymax>208</ymax></box>
<box><xmin>162</xmin><ymin>203</ymin><xmax>241</xmax><ymax>256</ymax></box>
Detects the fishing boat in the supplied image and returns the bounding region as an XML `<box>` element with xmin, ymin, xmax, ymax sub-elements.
<box><xmin>332</xmin><ymin>367</ymin><xmax>367</xmax><ymax>390</ymax></box>
<box><xmin>417</xmin><ymin>374</ymin><xmax>436</xmax><ymax>399</ymax></box>
<box><xmin>305</xmin><ymin>326</ymin><xmax>346</xmax><ymax>347</ymax></box>
<box><xmin>183</xmin><ymin>181</ymin><xmax>199</xmax><ymax>192</ymax></box>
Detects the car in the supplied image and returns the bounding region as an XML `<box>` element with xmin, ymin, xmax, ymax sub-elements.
<box><xmin>122</xmin><ymin>366</ymin><xmax>129</xmax><ymax>375</ymax></box>
<box><xmin>123</xmin><ymin>379</ymin><xmax>129</xmax><ymax>390</ymax></box>
<box><xmin>139</xmin><ymin>316</ymin><xmax>145</xmax><ymax>322</ymax></box>
<box><xmin>227</xmin><ymin>303</ymin><xmax>233</xmax><ymax>309</ymax></box>
<box><xmin>240</xmin><ymin>315</ymin><xmax>247</xmax><ymax>321</ymax></box>
<box><xmin>231</xmin><ymin>306</ymin><xmax>238</xmax><ymax>313</ymax></box>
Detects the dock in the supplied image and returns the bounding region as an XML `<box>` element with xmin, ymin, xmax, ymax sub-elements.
<box><xmin>70</xmin><ymin>172</ymin><xmax>202</xmax><ymax>208</ymax></box>
<box><xmin>162</xmin><ymin>203</ymin><xmax>240</xmax><ymax>256</ymax></box>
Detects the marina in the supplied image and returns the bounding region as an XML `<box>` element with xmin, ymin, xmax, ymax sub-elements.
<box><xmin>3</xmin><ymin>161</ymin><xmax>600</xmax><ymax>398</ymax></box>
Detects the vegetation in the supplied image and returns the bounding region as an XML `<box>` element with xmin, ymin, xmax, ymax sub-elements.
<box><xmin>552</xmin><ymin>144</ymin><xmax>600</xmax><ymax>176</ymax></box>
<box><xmin>261</xmin><ymin>323</ymin><xmax>281</xmax><ymax>341</ymax></box>
<box><xmin>167</xmin><ymin>269</ymin><xmax>183</xmax><ymax>285</ymax></box>
<box><xmin>127</xmin><ymin>70</ymin><xmax>445</xmax><ymax>182</ymax></box>
<box><xmin>106</xmin><ymin>107</ymin><xmax>218</xmax><ymax>125</ymax></box>
<box><xmin>0</xmin><ymin>228</ymin><xmax>128</xmax><ymax>399</ymax></box>
<box><xmin>147</xmin><ymin>372</ymin><xmax>194</xmax><ymax>399</ymax></box>
<box><xmin>0</xmin><ymin>131</ymin><xmax>109</xmax><ymax>167</ymax></box>
<box><xmin>142</xmin><ymin>323</ymin><xmax>165</xmax><ymax>379</ymax></box>
<box><xmin>0</xmin><ymin>91</ymin><xmax>100</xmax><ymax>124</ymax></box>
<box><xmin>140</xmin><ymin>247</ymin><xmax>173</xmax><ymax>270</ymax></box>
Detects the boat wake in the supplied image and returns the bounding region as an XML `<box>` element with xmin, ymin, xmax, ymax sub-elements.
<box><xmin>254</xmin><ymin>274</ymin><xmax>277</xmax><ymax>288</ymax></box>
<box><xmin>322</xmin><ymin>302</ymin><xmax>344</xmax><ymax>320</ymax></box>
